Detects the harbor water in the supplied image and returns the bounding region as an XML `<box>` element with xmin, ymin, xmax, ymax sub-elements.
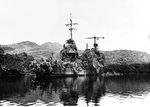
<box><xmin>0</xmin><ymin>74</ymin><xmax>150</xmax><ymax>106</ymax></box>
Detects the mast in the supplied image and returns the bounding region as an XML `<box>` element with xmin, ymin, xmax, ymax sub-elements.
<box><xmin>65</xmin><ymin>13</ymin><xmax>78</xmax><ymax>40</ymax></box>
<box><xmin>86</xmin><ymin>43</ymin><xmax>88</xmax><ymax>50</ymax></box>
<box><xmin>86</xmin><ymin>36</ymin><xmax>104</xmax><ymax>50</ymax></box>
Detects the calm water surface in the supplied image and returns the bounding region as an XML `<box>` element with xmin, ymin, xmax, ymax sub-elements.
<box><xmin>1</xmin><ymin>74</ymin><xmax>150</xmax><ymax>106</ymax></box>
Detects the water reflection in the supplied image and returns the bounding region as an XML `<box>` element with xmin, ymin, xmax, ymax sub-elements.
<box><xmin>0</xmin><ymin>74</ymin><xmax>150</xmax><ymax>106</ymax></box>
<box><xmin>0</xmin><ymin>76</ymin><xmax>34</xmax><ymax>106</ymax></box>
<box><xmin>31</xmin><ymin>76</ymin><xmax>105</xmax><ymax>106</ymax></box>
<box><xmin>0</xmin><ymin>76</ymin><xmax>30</xmax><ymax>99</ymax></box>
<box><xmin>105</xmin><ymin>74</ymin><xmax>150</xmax><ymax>98</ymax></box>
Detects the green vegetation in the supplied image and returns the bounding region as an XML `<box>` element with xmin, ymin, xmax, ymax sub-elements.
<box><xmin>104</xmin><ymin>63</ymin><xmax>150</xmax><ymax>74</ymax></box>
<box><xmin>103</xmin><ymin>50</ymin><xmax>150</xmax><ymax>65</ymax></box>
<box><xmin>0</xmin><ymin>47</ymin><xmax>34</xmax><ymax>76</ymax></box>
<box><xmin>1</xmin><ymin>41</ymin><xmax>150</xmax><ymax>77</ymax></box>
<box><xmin>0</xmin><ymin>47</ymin><xmax>4</xmax><ymax>55</ymax></box>
<box><xmin>2</xmin><ymin>41</ymin><xmax>62</xmax><ymax>60</ymax></box>
<box><xmin>102</xmin><ymin>50</ymin><xmax>150</xmax><ymax>75</ymax></box>
<box><xmin>29</xmin><ymin>56</ymin><xmax>56</xmax><ymax>77</ymax></box>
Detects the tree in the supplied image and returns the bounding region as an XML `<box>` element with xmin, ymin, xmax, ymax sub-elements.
<box><xmin>0</xmin><ymin>47</ymin><xmax>4</xmax><ymax>55</ymax></box>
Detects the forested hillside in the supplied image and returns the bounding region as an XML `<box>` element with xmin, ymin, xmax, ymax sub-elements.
<box><xmin>1</xmin><ymin>41</ymin><xmax>62</xmax><ymax>60</ymax></box>
<box><xmin>103</xmin><ymin>50</ymin><xmax>150</xmax><ymax>65</ymax></box>
<box><xmin>1</xmin><ymin>41</ymin><xmax>150</xmax><ymax>65</ymax></box>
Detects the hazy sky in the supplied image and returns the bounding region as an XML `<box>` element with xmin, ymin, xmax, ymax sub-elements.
<box><xmin>0</xmin><ymin>0</ymin><xmax>150</xmax><ymax>53</ymax></box>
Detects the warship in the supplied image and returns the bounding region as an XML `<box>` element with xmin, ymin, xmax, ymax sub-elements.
<box><xmin>81</xmin><ymin>36</ymin><xmax>105</xmax><ymax>75</ymax></box>
<box><xmin>51</xmin><ymin>14</ymin><xmax>86</xmax><ymax>76</ymax></box>
<box><xmin>29</xmin><ymin>15</ymin><xmax>105</xmax><ymax>77</ymax></box>
<box><xmin>51</xmin><ymin>14</ymin><xmax>105</xmax><ymax>76</ymax></box>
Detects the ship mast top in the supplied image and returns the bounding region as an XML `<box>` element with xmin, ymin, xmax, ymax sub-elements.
<box><xmin>65</xmin><ymin>13</ymin><xmax>78</xmax><ymax>40</ymax></box>
<box><xmin>86</xmin><ymin>36</ymin><xmax>104</xmax><ymax>50</ymax></box>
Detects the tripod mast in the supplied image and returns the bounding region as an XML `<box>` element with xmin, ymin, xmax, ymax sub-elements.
<box><xmin>65</xmin><ymin>13</ymin><xmax>78</xmax><ymax>40</ymax></box>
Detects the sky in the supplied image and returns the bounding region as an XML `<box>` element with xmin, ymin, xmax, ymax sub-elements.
<box><xmin>0</xmin><ymin>0</ymin><xmax>150</xmax><ymax>53</ymax></box>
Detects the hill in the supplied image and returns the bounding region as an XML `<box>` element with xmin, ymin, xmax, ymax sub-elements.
<box><xmin>0</xmin><ymin>45</ymin><xmax>14</xmax><ymax>52</ymax></box>
<box><xmin>1</xmin><ymin>41</ymin><xmax>150</xmax><ymax>64</ymax></box>
<box><xmin>40</xmin><ymin>42</ymin><xmax>63</xmax><ymax>53</ymax></box>
<box><xmin>1</xmin><ymin>41</ymin><xmax>39</xmax><ymax>53</ymax></box>
<box><xmin>1</xmin><ymin>41</ymin><xmax>63</xmax><ymax>60</ymax></box>
<box><xmin>103</xmin><ymin>50</ymin><xmax>150</xmax><ymax>65</ymax></box>
<box><xmin>79</xmin><ymin>49</ymin><xmax>150</xmax><ymax>65</ymax></box>
<box><xmin>6</xmin><ymin>41</ymin><xmax>39</xmax><ymax>50</ymax></box>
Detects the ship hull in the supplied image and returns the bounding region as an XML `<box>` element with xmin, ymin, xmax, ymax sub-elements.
<box><xmin>51</xmin><ymin>61</ymin><xmax>87</xmax><ymax>76</ymax></box>
<box><xmin>50</xmin><ymin>62</ymin><xmax>104</xmax><ymax>77</ymax></box>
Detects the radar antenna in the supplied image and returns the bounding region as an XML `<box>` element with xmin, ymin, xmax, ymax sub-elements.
<box><xmin>86</xmin><ymin>36</ymin><xmax>104</xmax><ymax>50</ymax></box>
